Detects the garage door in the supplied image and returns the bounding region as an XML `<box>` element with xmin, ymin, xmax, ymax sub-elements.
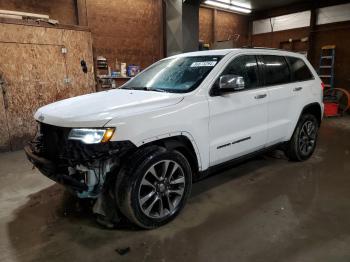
<box><xmin>0</xmin><ymin>43</ymin><xmax>67</xmax><ymax>150</ymax></box>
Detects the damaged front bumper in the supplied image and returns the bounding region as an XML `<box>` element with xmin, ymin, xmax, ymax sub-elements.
<box><xmin>25</xmin><ymin>123</ymin><xmax>136</xmax><ymax>198</ymax></box>
<box><xmin>24</xmin><ymin>145</ymin><xmax>89</xmax><ymax>192</ymax></box>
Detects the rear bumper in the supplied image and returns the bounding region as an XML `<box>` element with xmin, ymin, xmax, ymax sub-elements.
<box><xmin>24</xmin><ymin>145</ymin><xmax>88</xmax><ymax>192</ymax></box>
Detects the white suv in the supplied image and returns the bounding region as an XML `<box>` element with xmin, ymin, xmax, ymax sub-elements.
<box><xmin>25</xmin><ymin>48</ymin><xmax>324</xmax><ymax>228</ymax></box>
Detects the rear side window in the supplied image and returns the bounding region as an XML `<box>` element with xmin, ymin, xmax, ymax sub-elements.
<box><xmin>286</xmin><ymin>56</ymin><xmax>314</xmax><ymax>82</ymax></box>
<box><xmin>222</xmin><ymin>55</ymin><xmax>259</xmax><ymax>89</ymax></box>
<box><xmin>261</xmin><ymin>55</ymin><xmax>290</xmax><ymax>86</ymax></box>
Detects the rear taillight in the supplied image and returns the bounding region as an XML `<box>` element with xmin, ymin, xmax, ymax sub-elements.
<box><xmin>321</xmin><ymin>82</ymin><xmax>325</xmax><ymax>90</ymax></box>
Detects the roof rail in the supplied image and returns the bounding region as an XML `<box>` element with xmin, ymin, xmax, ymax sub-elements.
<box><xmin>241</xmin><ymin>46</ymin><xmax>285</xmax><ymax>51</ymax></box>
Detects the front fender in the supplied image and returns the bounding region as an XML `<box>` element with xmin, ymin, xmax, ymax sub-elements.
<box><xmin>135</xmin><ymin>131</ymin><xmax>202</xmax><ymax>170</ymax></box>
<box><xmin>106</xmin><ymin>95</ymin><xmax>210</xmax><ymax>171</ymax></box>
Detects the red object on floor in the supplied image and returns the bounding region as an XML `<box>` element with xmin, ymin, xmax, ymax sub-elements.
<box><xmin>324</xmin><ymin>102</ymin><xmax>339</xmax><ymax>117</ymax></box>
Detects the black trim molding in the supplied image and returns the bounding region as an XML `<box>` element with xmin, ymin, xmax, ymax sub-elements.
<box><xmin>217</xmin><ymin>136</ymin><xmax>251</xmax><ymax>150</ymax></box>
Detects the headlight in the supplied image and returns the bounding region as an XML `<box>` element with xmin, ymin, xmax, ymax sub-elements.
<box><xmin>68</xmin><ymin>128</ymin><xmax>115</xmax><ymax>144</ymax></box>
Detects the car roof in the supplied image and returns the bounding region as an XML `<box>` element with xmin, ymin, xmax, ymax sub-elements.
<box><xmin>169</xmin><ymin>48</ymin><xmax>306</xmax><ymax>59</ymax></box>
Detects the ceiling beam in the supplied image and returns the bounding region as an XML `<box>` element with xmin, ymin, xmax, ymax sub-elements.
<box><xmin>251</xmin><ymin>0</ymin><xmax>350</xmax><ymax>20</ymax></box>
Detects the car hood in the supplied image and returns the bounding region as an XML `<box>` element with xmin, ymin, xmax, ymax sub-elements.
<box><xmin>35</xmin><ymin>89</ymin><xmax>184</xmax><ymax>127</ymax></box>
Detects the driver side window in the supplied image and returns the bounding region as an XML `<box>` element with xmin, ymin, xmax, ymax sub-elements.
<box><xmin>222</xmin><ymin>55</ymin><xmax>260</xmax><ymax>90</ymax></box>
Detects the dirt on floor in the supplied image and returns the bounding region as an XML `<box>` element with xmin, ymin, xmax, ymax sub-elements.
<box><xmin>0</xmin><ymin>116</ymin><xmax>350</xmax><ymax>262</ymax></box>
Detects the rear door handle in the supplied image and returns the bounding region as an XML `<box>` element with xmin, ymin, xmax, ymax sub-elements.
<box><xmin>293</xmin><ymin>87</ymin><xmax>303</xmax><ymax>92</ymax></box>
<box><xmin>254</xmin><ymin>94</ymin><xmax>267</xmax><ymax>99</ymax></box>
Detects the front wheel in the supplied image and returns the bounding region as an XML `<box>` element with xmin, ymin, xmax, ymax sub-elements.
<box><xmin>285</xmin><ymin>114</ymin><xmax>319</xmax><ymax>161</ymax></box>
<box><xmin>116</xmin><ymin>146</ymin><xmax>192</xmax><ymax>229</ymax></box>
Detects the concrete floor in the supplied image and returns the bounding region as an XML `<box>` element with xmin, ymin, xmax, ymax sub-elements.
<box><xmin>0</xmin><ymin>117</ymin><xmax>350</xmax><ymax>262</ymax></box>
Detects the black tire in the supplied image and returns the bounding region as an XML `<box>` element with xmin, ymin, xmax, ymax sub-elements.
<box><xmin>285</xmin><ymin>113</ymin><xmax>319</xmax><ymax>161</ymax></box>
<box><xmin>115</xmin><ymin>146</ymin><xmax>192</xmax><ymax>229</ymax></box>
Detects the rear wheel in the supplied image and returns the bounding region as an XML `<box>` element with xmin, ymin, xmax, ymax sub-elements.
<box><xmin>285</xmin><ymin>114</ymin><xmax>319</xmax><ymax>161</ymax></box>
<box><xmin>116</xmin><ymin>146</ymin><xmax>192</xmax><ymax>229</ymax></box>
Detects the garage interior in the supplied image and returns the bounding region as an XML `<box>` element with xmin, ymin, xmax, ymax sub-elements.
<box><xmin>0</xmin><ymin>0</ymin><xmax>350</xmax><ymax>261</ymax></box>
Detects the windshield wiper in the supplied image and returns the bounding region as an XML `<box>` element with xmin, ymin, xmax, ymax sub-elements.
<box><xmin>148</xmin><ymin>88</ymin><xmax>168</xmax><ymax>93</ymax></box>
<box><xmin>122</xmin><ymin>86</ymin><xmax>143</xmax><ymax>90</ymax></box>
<box><xmin>122</xmin><ymin>87</ymin><xmax>168</xmax><ymax>93</ymax></box>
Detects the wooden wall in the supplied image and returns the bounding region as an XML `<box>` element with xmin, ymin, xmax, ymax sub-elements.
<box><xmin>86</xmin><ymin>0</ymin><xmax>163</xmax><ymax>70</ymax></box>
<box><xmin>199</xmin><ymin>7</ymin><xmax>249</xmax><ymax>47</ymax></box>
<box><xmin>251</xmin><ymin>27</ymin><xmax>309</xmax><ymax>51</ymax></box>
<box><xmin>199</xmin><ymin>7</ymin><xmax>213</xmax><ymax>44</ymax></box>
<box><xmin>0</xmin><ymin>23</ymin><xmax>95</xmax><ymax>151</ymax></box>
<box><xmin>0</xmin><ymin>0</ymin><xmax>164</xmax><ymax>70</ymax></box>
<box><xmin>250</xmin><ymin>27</ymin><xmax>309</xmax><ymax>55</ymax></box>
<box><xmin>0</xmin><ymin>1</ymin><xmax>251</xmax><ymax>70</ymax></box>
<box><xmin>216</xmin><ymin>10</ymin><xmax>249</xmax><ymax>45</ymax></box>
<box><xmin>0</xmin><ymin>0</ymin><xmax>77</xmax><ymax>25</ymax></box>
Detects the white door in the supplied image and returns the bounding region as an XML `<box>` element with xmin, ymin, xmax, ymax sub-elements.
<box><xmin>208</xmin><ymin>55</ymin><xmax>269</xmax><ymax>166</ymax></box>
<box><xmin>260</xmin><ymin>55</ymin><xmax>314</xmax><ymax>146</ymax></box>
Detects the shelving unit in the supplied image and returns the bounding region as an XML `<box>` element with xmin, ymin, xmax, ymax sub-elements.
<box><xmin>97</xmin><ymin>75</ymin><xmax>131</xmax><ymax>90</ymax></box>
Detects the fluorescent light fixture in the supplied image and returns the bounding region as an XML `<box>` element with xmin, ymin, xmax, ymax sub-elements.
<box><xmin>204</xmin><ymin>0</ymin><xmax>251</xmax><ymax>14</ymax></box>
<box><xmin>215</xmin><ymin>0</ymin><xmax>251</xmax><ymax>9</ymax></box>
<box><xmin>205</xmin><ymin>0</ymin><xmax>229</xmax><ymax>9</ymax></box>
<box><xmin>229</xmin><ymin>5</ymin><xmax>251</xmax><ymax>13</ymax></box>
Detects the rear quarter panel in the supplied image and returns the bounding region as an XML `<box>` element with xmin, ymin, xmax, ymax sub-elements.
<box><xmin>286</xmin><ymin>57</ymin><xmax>324</xmax><ymax>139</ymax></box>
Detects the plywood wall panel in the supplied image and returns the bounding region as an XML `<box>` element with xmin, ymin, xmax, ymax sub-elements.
<box><xmin>0</xmin><ymin>23</ymin><xmax>63</xmax><ymax>45</ymax></box>
<box><xmin>0</xmin><ymin>0</ymin><xmax>163</xmax><ymax>70</ymax></box>
<box><xmin>0</xmin><ymin>0</ymin><xmax>77</xmax><ymax>25</ymax></box>
<box><xmin>0</xmin><ymin>43</ymin><xmax>67</xmax><ymax>149</ymax></box>
<box><xmin>0</xmin><ymin>24</ymin><xmax>95</xmax><ymax>99</ymax></box>
<box><xmin>0</xmin><ymin>22</ymin><xmax>95</xmax><ymax>150</ymax></box>
<box><xmin>61</xmin><ymin>29</ymin><xmax>95</xmax><ymax>98</ymax></box>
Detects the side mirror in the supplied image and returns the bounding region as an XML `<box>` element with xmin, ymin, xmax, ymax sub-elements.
<box><xmin>219</xmin><ymin>75</ymin><xmax>245</xmax><ymax>93</ymax></box>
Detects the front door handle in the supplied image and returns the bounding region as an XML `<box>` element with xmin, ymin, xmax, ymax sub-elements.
<box><xmin>293</xmin><ymin>87</ymin><xmax>303</xmax><ymax>92</ymax></box>
<box><xmin>254</xmin><ymin>94</ymin><xmax>267</xmax><ymax>99</ymax></box>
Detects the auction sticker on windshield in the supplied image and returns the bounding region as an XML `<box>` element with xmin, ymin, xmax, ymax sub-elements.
<box><xmin>190</xmin><ymin>61</ymin><xmax>217</xmax><ymax>67</ymax></box>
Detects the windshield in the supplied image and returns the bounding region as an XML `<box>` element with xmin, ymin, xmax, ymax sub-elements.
<box><xmin>122</xmin><ymin>56</ymin><xmax>223</xmax><ymax>93</ymax></box>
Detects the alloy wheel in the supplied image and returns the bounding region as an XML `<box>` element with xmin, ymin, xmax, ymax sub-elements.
<box><xmin>138</xmin><ymin>160</ymin><xmax>186</xmax><ymax>219</ymax></box>
<box><xmin>299</xmin><ymin>120</ymin><xmax>317</xmax><ymax>155</ymax></box>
